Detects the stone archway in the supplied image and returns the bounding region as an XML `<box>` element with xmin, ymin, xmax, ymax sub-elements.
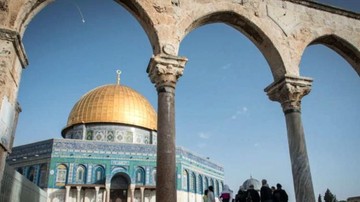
<box><xmin>110</xmin><ymin>172</ymin><xmax>131</xmax><ymax>202</ymax></box>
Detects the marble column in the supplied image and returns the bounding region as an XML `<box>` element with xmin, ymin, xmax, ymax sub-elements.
<box><xmin>76</xmin><ymin>186</ymin><xmax>82</xmax><ymax>202</ymax></box>
<box><xmin>105</xmin><ymin>186</ymin><xmax>110</xmax><ymax>202</ymax></box>
<box><xmin>65</xmin><ymin>186</ymin><xmax>71</xmax><ymax>202</ymax></box>
<box><xmin>265</xmin><ymin>75</ymin><xmax>315</xmax><ymax>202</ymax></box>
<box><xmin>95</xmin><ymin>186</ymin><xmax>100</xmax><ymax>202</ymax></box>
<box><xmin>147</xmin><ymin>54</ymin><xmax>187</xmax><ymax>202</ymax></box>
<box><xmin>0</xmin><ymin>28</ymin><xmax>27</xmax><ymax>192</ymax></box>
<box><xmin>130</xmin><ymin>184</ymin><xmax>136</xmax><ymax>202</ymax></box>
<box><xmin>140</xmin><ymin>187</ymin><xmax>145</xmax><ymax>202</ymax></box>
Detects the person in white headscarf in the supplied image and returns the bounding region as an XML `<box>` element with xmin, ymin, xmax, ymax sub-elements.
<box><xmin>219</xmin><ymin>184</ymin><xmax>233</xmax><ymax>202</ymax></box>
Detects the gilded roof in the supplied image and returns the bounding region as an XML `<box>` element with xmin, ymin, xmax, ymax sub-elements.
<box><xmin>65</xmin><ymin>84</ymin><xmax>157</xmax><ymax>130</ymax></box>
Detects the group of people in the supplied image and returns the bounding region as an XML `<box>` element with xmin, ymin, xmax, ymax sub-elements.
<box><xmin>235</xmin><ymin>179</ymin><xmax>288</xmax><ymax>202</ymax></box>
<box><xmin>203</xmin><ymin>185</ymin><xmax>233</xmax><ymax>202</ymax></box>
<box><xmin>202</xmin><ymin>179</ymin><xmax>288</xmax><ymax>202</ymax></box>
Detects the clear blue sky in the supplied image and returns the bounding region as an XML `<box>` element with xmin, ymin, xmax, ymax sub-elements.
<box><xmin>16</xmin><ymin>0</ymin><xmax>359</xmax><ymax>201</ymax></box>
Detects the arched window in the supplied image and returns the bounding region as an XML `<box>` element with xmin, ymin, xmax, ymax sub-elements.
<box><xmin>94</xmin><ymin>166</ymin><xmax>105</xmax><ymax>184</ymax></box>
<box><xmin>27</xmin><ymin>166</ymin><xmax>36</xmax><ymax>183</ymax></box>
<box><xmin>38</xmin><ymin>164</ymin><xmax>47</xmax><ymax>187</ymax></box>
<box><xmin>215</xmin><ymin>180</ymin><xmax>220</xmax><ymax>196</ymax></box>
<box><xmin>76</xmin><ymin>165</ymin><xmax>86</xmax><ymax>184</ymax></box>
<box><xmin>198</xmin><ymin>175</ymin><xmax>203</xmax><ymax>194</ymax></box>
<box><xmin>204</xmin><ymin>176</ymin><xmax>209</xmax><ymax>190</ymax></box>
<box><xmin>17</xmin><ymin>167</ymin><xmax>23</xmax><ymax>175</ymax></box>
<box><xmin>56</xmin><ymin>164</ymin><xmax>67</xmax><ymax>186</ymax></box>
<box><xmin>152</xmin><ymin>168</ymin><xmax>156</xmax><ymax>184</ymax></box>
<box><xmin>182</xmin><ymin>170</ymin><xmax>189</xmax><ymax>191</ymax></box>
<box><xmin>191</xmin><ymin>173</ymin><xmax>196</xmax><ymax>193</ymax></box>
<box><xmin>135</xmin><ymin>167</ymin><xmax>145</xmax><ymax>185</ymax></box>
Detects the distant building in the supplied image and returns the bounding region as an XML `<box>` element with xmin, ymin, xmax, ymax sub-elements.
<box><xmin>7</xmin><ymin>82</ymin><xmax>224</xmax><ymax>202</ymax></box>
<box><xmin>242</xmin><ymin>176</ymin><xmax>261</xmax><ymax>191</ymax></box>
<box><xmin>348</xmin><ymin>196</ymin><xmax>360</xmax><ymax>202</ymax></box>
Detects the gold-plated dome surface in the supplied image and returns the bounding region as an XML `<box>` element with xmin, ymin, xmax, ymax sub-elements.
<box><xmin>66</xmin><ymin>84</ymin><xmax>157</xmax><ymax>130</ymax></box>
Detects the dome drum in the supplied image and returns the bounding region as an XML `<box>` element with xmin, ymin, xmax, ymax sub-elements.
<box><xmin>62</xmin><ymin>123</ymin><xmax>157</xmax><ymax>145</ymax></box>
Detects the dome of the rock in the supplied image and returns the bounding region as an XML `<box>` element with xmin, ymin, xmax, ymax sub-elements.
<box><xmin>62</xmin><ymin>84</ymin><xmax>157</xmax><ymax>135</ymax></box>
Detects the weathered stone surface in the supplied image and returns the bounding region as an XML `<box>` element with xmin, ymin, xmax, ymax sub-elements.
<box><xmin>0</xmin><ymin>0</ymin><xmax>359</xmax><ymax>201</ymax></box>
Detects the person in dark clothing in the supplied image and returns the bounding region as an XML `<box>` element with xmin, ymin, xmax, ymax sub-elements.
<box><xmin>260</xmin><ymin>179</ymin><xmax>273</xmax><ymax>202</ymax></box>
<box><xmin>246</xmin><ymin>184</ymin><xmax>260</xmax><ymax>202</ymax></box>
<box><xmin>235</xmin><ymin>186</ymin><xmax>247</xmax><ymax>202</ymax></box>
<box><xmin>272</xmin><ymin>183</ymin><xmax>288</xmax><ymax>202</ymax></box>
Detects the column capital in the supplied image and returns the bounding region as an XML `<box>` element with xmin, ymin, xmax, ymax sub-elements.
<box><xmin>265</xmin><ymin>74</ymin><xmax>312</xmax><ymax>113</ymax></box>
<box><xmin>147</xmin><ymin>54</ymin><xmax>188</xmax><ymax>91</ymax></box>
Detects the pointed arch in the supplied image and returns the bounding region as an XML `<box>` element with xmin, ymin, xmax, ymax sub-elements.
<box><xmin>181</xmin><ymin>11</ymin><xmax>285</xmax><ymax>80</ymax></box>
<box><xmin>115</xmin><ymin>0</ymin><xmax>160</xmax><ymax>54</ymax></box>
<box><xmin>182</xmin><ymin>169</ymin><xmax>189</xmax><ymax>191</ymax></box>
<box><xmin>309</xmin><ymin>34</ymin><xmax>360</xmax><ymax>75</ymax></box>
<box><xmin>135</xmin><ymin>166</ymin><xmax>146</xmax><ymax>185</ymax></box>
<box><xmin>56</xmin><ymin>164</ymin><xmax>68</xmax><ymax>187</ymax></box>
<box><xmin>198</xmin><ymin>174</ymin><xmax>203</xmax><ymax>194</ymax></box>
<box><xmin>38</xmin><ymin>163</ymin><xmax>48</xmax><ymax>188</ymax></box>
<box><xmin>75</xmin><ymin>164</ymin><xmax>86</xmax><ymax>184</ymax></box>
<box><xmin>93</xmin><ymin>165</ymin><xmax>105</xmax><ymax>184</ymax></box>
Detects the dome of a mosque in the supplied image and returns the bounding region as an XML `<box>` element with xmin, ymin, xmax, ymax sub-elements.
<box><xmin>63</xmin><ymin>84</ymin><xmax>157</xmax><ymax>132</ymax></box>
<box><xmin>242</xmin><ymin>177</ymin><xmax>261</xmax><ymax>191</ymax></box>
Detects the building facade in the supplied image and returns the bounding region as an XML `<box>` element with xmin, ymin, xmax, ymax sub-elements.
<box><xmin>7</xmin><ymin>84</ymin><xmax>224</xmax><ymax>202</ymax></box>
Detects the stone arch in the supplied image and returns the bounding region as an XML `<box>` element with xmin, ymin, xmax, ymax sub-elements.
<box><xmin>309</xmin><ymin>34</ymin><xmax>360</xmax><ymax>75</ymax></box>
<box><xmin>114</xmin><ymin>0</ymin><xmax>160</xmax><ymax>54</ymax></box>
<box><xmin>110</xmin><ymin>172</ymin><xmax>131</xmax><ymax>201</ymax></box>
<box><xmin>0</xmin><ymin>0</ymin><xmax>54</xmax><ymax>38</ymax></box>
<box><xmin>180</xmin><ymin>11</ymin><xmax>285</xmax><ymax>80</ymax></box>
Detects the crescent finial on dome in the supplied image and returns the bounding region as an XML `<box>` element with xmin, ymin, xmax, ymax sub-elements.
<box><xmin>116</xmin><ymin>70</ymin><xmax>122</xmax><ymax>85</ymax></box>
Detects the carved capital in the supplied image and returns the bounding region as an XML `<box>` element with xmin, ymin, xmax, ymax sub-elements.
<box><xmin>265</xmin><ymin>75</ymin><xmax>312</xmax><ymax>113</ymax></box>
<box><xmin>147</xmin><ymin>54</ymin><xmax>187</xmax><ymax>91</ymax></box>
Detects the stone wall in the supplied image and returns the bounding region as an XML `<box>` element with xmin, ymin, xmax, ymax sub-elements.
<box><xmin>0</xmin><ymin>163</ymin><xmax>47</xmax><ymax>202</ymax></box>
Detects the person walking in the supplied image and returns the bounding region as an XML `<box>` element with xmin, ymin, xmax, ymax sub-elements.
<box><xmin>208</xmin><ymin>186</ymin><xmax>216</xmax><ymax>202</ymax></box>
<box><xmin>203</xmin><ymin>189</ymin><xmax>209</xmax><ymax>202</ymax></box>
<box><xmin>220</xmin><ymin>184</ymin><xmax>233</xmax><ymax>202</ymax></box>
<box><xmin>235</xmin><ymin>186</ymin><xmax>247</xmax><ymax>202</ymax></box>
<box><xmin>260</xmin><ymin>179</ymin><xmax>273</xmax><ymax>202</ymax></box>
<box><xmin>247</xmin><ymin>184</ymin><xmax>260</xmax><ymax>202</ymax></box>
<box><xmin>272</xmin><ymin>183</ymin><xmax>288</xmax><ymax>202</ymax></box>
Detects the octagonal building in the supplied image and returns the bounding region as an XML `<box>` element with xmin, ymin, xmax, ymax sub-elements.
<box><xmin>7</xmin><ymin>82</ymin><xmax>224</xmax><ymax>202</ymax></box>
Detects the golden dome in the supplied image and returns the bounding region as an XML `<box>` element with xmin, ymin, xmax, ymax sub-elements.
<box><xmin>64</xmin><ymin>84</ymin><xmax>157</xmax><ymax>131</ymax></box>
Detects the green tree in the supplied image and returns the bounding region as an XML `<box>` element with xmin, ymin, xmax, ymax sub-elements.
<box><xmin>324</xmin><ymin>189</ymin><xmax>336</xmax><ymax>202</ymax></box>
<box><xmin>318</xmin><ymin>194</ymin><xmax>323</xmax><ymax>202</ymax></box>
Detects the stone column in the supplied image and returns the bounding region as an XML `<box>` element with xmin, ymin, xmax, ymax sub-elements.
<box><xmin>0</xmin><ymin>28</ymin><xmax>27</xmax><ymax>192</ymax></box>
<box><xmin>65</xmin><ymin>186</ymin><xmax>71</xmax><ymax>202</ymax></box>
<box><xmin>95</xmin><ymin>186</ymin><xmax>100</xmax><ymax>202</ymax></box>
<box><xmin>76</xmin><ymin>186</ymin><xmax>82</xmax><ymax>202</ymax></box>
<box><xmin>265</xmin><ymin>75</ymin><xmax>315</xmax><ymax>202</ymax></box>
<box><xmin>147</xmin><ymin>54</ymin><xmax>187</xmax><ymax>202</ymax></box>
<box><xmin>140</xmin><ymin>187</ymin><xmax>145</xmax><ymax>202</ymax></box>
<box><xmin>105</xmin><ymin>186</ymin><xmax>110</xmax><ymax>202</ymax></box>
<box><xmin>130</xmin><ymin>184</ymin><xmax>136</xmax><ymax>202</ymax></box>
